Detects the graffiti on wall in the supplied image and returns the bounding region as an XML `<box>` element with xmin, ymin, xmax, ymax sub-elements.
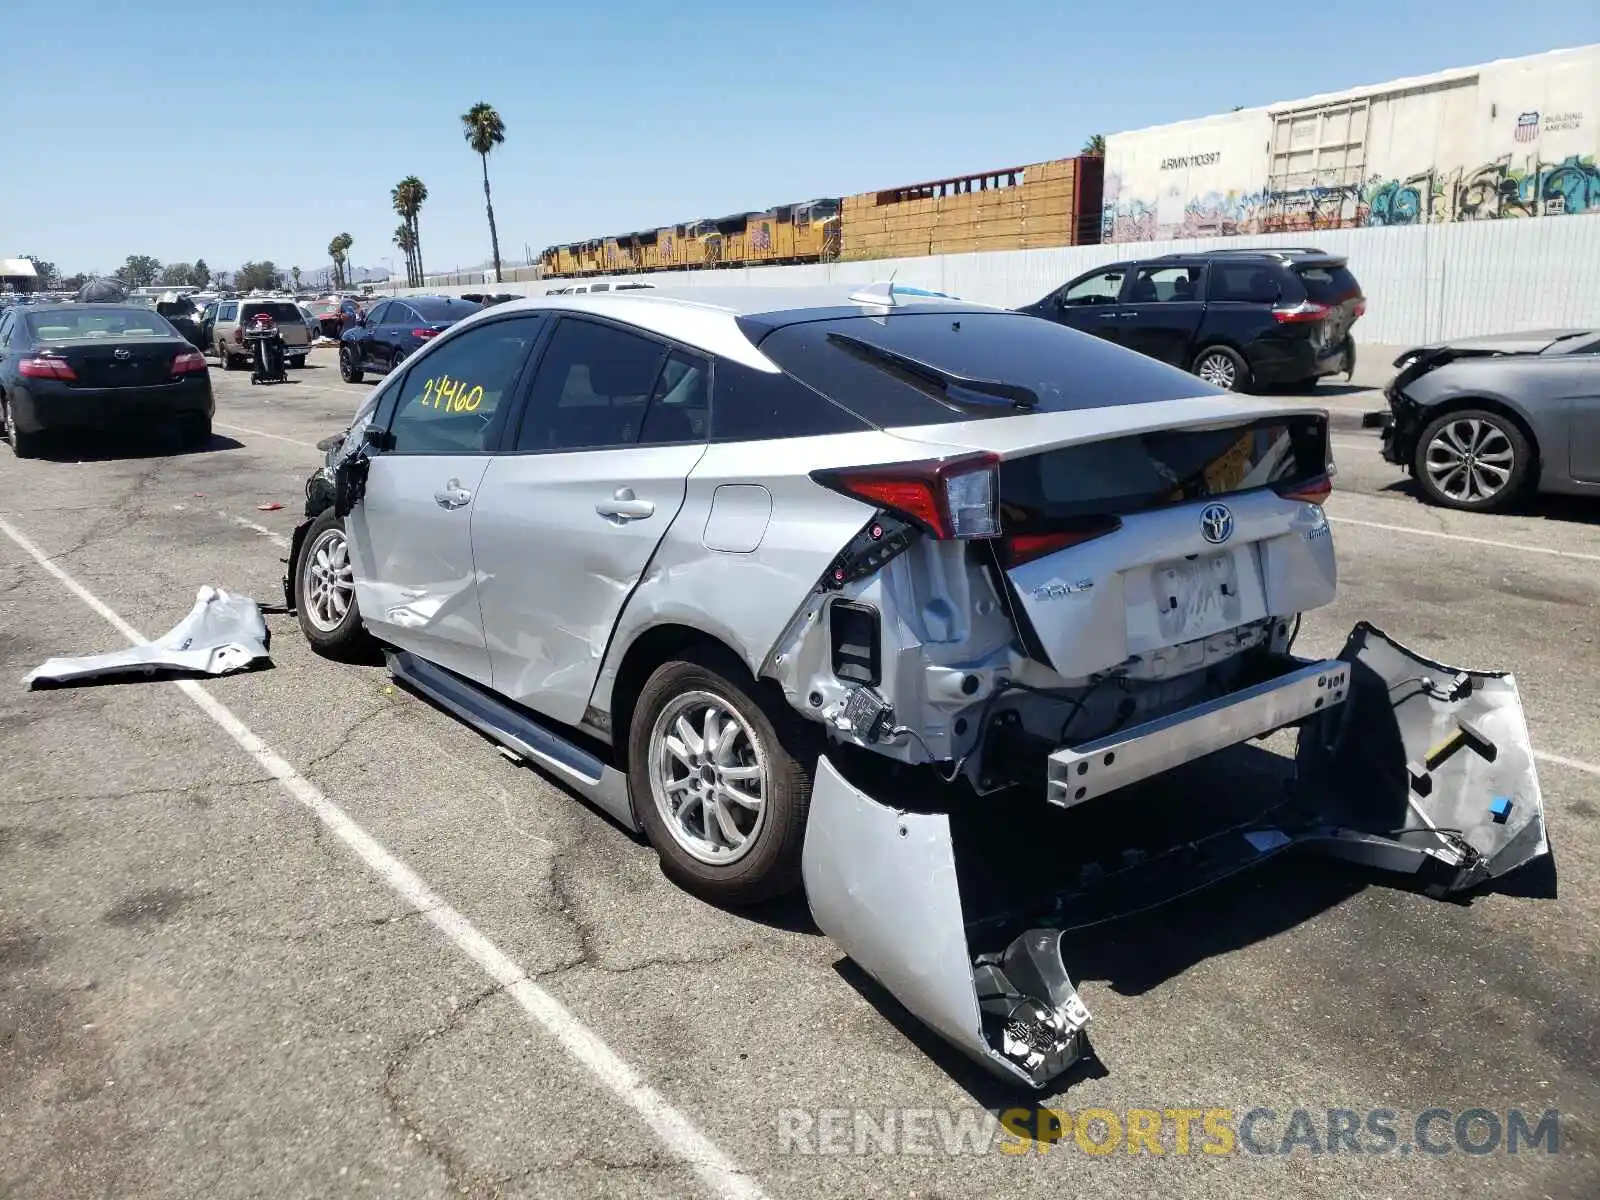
<box><xmin>1104</xmin><ymin>153</ymin><xmax>1600</xmax><ymax>242</ymax></box>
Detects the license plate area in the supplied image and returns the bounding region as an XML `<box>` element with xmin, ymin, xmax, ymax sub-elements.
<box><xmin>1148</xmin><ymin>551</ymin><xmax>1241</xmax><ymax>643</ymax></box>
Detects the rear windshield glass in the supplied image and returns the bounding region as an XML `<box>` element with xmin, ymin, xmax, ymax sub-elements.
<box><xmin>24</xmin><ymin>308</ymin><xmax>177</xmax><ymax>340</ymax></box>
<box><xmin>243</xmin><ymin>302</ymin><xmax>305</xmax><ymax>323</ymax></box>
<box><xmin>410</xmin><ymin>297</ymin><xmax>482</xmax><ymax>320</ymax></box>
<box><xmin>1294</xmin><ymin>265</ymin><xmax>1361</xmax><ymax>304</ymax></box>
<box><xmin>752</xmin><ymin>311</ymin><xmax>1214</xmax><ymax>427</ymax></box>
<box><xmin>1001</xmin><ymin>416</ymin><xmax>1328</xmax><ymax>525</ymax></box>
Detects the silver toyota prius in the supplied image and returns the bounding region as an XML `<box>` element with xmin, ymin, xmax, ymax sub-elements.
<box><xmin>286</xmin><ymin>282</ymin><xmax>1548</xmax><ymax>1089</ymax></box>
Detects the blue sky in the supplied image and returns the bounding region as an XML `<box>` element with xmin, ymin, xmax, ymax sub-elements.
<box><xmin>4</xmin><ymin>1</ymin><xmax>1597</xmax><ymax>279</ymax></box>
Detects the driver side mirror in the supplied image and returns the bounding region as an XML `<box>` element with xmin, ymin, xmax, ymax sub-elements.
<box><xmin>361</xmin><ymin>426</ymin><xmax>393</xmax><ymax>451</ymax></box>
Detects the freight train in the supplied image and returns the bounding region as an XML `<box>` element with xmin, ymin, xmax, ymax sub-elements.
<box><xmin>539</xmin><ymin>154</ymin><xmax>1103</xmax><ymax>278</ymax></box>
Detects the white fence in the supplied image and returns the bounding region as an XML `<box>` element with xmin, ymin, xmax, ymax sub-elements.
<box><xmin>406</xmin><ymin>216</ymin><xmax>1600</xmax><ymax>346</ymax></box>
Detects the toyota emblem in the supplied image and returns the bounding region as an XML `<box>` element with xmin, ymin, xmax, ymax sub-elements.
<box><xmin>1199</xmin><ymin>502</ymin><xmax>1234</xmax><ymax>545</ymax></box>
<box><xmin>113</xmin><ymin>347</ymin><xmax>131</xmax><ymax>360</ymax></box>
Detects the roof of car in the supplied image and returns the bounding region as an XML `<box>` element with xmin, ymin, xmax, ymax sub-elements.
<box><xmin>443</xmin><ymin>284</ymin><xmax>1004</xmax><ymax>372</ymax></box>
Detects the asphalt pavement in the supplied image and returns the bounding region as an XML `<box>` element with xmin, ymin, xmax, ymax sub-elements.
<box><xmin>2</xmin><ymin>348</ymin><xmax>1596</xmax><ymax>1199</ymax></box>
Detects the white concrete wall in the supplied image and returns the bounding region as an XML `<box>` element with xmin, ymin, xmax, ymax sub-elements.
<box><xmin>397</xmin><ymin>216</ymin><xmax>1600</xmax><ymax>346</ymax></box>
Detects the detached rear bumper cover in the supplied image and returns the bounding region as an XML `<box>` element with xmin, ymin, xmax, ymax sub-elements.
<box><xmin>803</xmin><ymin>623</ymin><xmax>1547</xmax><ymax>1090</ymax></box>
<box><xmin>23</xmin><ymin>587</ymin><xmax>270</xmax><ymax>687</ymax></box>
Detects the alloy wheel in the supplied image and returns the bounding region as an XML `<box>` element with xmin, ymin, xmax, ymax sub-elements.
<box><xmin>302</xmin><ymin>527</ymin><xmax>355</xmax><ymax>632</ymax></box>
<box><xmin>648</xmin><ymin>690</ymin><xmax>769</xmax><ymax>866</ymax></box>
<box><xmin>1196</xmin><ymin>352</ymin><xmax>1238</xmax><ymax>389</ymax></box>
<box><xmin>1423</xmin><ymin>417</ymin><xmax>1515</xmax><ymax>505</ymax></box>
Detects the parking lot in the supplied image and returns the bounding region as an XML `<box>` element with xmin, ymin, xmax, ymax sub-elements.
<box><xmin>2</xmin><ymin>346</ymin><xmax>1596</xmax><ymax>1199</ymax></box>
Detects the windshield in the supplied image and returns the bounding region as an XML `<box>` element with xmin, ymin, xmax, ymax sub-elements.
<box><xmin>752</xmin><ymin>310</ymin><xmax>1215</xmax><ymax>427</ymax></box>
<box><xmin>24</xmin><ymin>307</ymin><xmax>178</xmax><ymax>340</ymax></box>
<box><xmin>410</xmin><ymin>297</ymin><xmax>481</xmax><ymax>321</ymax></box>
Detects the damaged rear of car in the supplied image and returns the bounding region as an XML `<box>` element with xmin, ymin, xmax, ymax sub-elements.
<box><xmin>287</xmin><ymin>285</ymin><xmax>1551</xmax><ymax>1092</ymax></box>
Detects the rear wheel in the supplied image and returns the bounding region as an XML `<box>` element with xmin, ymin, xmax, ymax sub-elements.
<box><xmin>339</xmin><ymin>345</ymin><xmax>363</xmax><ymax>383</ymax></box>
<box><xmin>295</xmin><ymin>510</ymin><xmax>371</xmax><ymax>657</ymax></box>
<box><xmin>219</xmin><ymin>341</ymin><xmax>238</xmax><ymax>370</ymax></box>
<box><xmin>628</xmin><ymin>653</ymin><xmax>816</xmax><ymax>905</ymax></box>
<box><xmin>3</xmin><ymin>397</ymin><xmax>42</xmax><ymax>459</ymax></box>
<box><xmin>1193</xmin><ymin>346</ymin><xmax>1249</xmax><ymax>391</ymax></box>
<box><xmin>179</xmin><ymin>415</ymin><xmax>212</xmax><ymax>449</ymax></box>
<box><xmin>1413</xmin><ymin>408</ymin><xmax>1531</xmax><ymax>512</ymax></box>
<box><xmin>289</xmin><ymin>355</ymin><xmax>306</xmax><ymax>370</ymax></box>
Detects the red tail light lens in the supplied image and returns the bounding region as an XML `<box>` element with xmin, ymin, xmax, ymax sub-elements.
<box><xmin>172</xmin><ymin>351</ymin><xmax>208</xmax><ymax>375</ymax></box>
<box><xmin>411</xmin><ymin>328</ymin><xmax>438</xmax><ymax>339</ymax></box>
<box><xmin>17</xmin><ymin>355</ymin><xmax>76</xmax><ymax>381</ymax></box>
<box><xmin>1271</xmin><ymin>301</ymin><xmax>1331</xmax><ymax>324</ymax></box>
<box><xmin>812</xmin><ymin>453</ymin><xmax>1000</xmax><ymax>539</ymax></box>
<box><xmin>1001</xmin><ymin>517</ymin><xmax>1122</xmax><ymax>567</ymax></box>
<box><xmin>1276</xmin><ymin>474</ymin><xmax>1333</xmax><ymax>504</ymax></box>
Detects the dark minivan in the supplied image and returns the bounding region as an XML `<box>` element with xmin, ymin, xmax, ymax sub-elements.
<box><xmin>1018</xmin><ymin>248</ymin><xmax>1365</xmax><ymax>392</ymax></box>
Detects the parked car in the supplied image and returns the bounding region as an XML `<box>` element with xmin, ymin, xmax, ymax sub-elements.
<box><xmin>546</xmin><ymin>282</ymin><xmax>655</xmax><ymax>295</ymax></box>
<box><xmin>311</xmin><ymin>297</ymin><xmax>363</xmax><ymax>339</ymax></box>
<box><xmin>1371</xmin><ymin>327</ymin><xmax>1600</xmax><ymax>511</ymax></box>
<box><xmin>280</xmin><ymin>284</ymin><xmax>1548</xmax><ymax>1091</ymax></box>
<box><xmin>1018</xmin><ymin>248</ymin><xmax>1364</xmax><ymax>393</ymax></box>
<box><xmin>155</xmin><ymin>292</ymin><xmax>205</xmax><ymax>350</ymax></box>
<box><xmin>337</xmin><ymin>295</ymin><xmax>481</xmax><ymax>382</ymax></box>
<box><xmin>0</xmin><ymin>302</ymin><xmax>213</xmax><ymax>456</ymax></box>
<box><xmin>296</xmin><ymin>303</ymin><xmax>322</xmax><ymax>344</ymax></box>
<box><xmin>212</xmin><ymin>299</ymin><xmax>313</xmax><ymax>370</ymax></box>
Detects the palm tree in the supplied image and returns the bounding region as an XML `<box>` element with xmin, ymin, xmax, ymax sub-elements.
<box><xmin>328</xmin><ymin>232</ymin><xmax>354</xmax><ymax>290</ymax></box>
<box><xmin>291</xmin><ymin>266</ymin><xmax>302</xmax><ymax>290</ymax></box>
<box><xmin>393</xmin><ymin>224</ymin><xmax>417</xmax><ymax>287</ymax></box>
<box><xmin>1081</xmin><ymin>134</ymin><xmax>1105</xmax><ymax>157</ymax></box>
<box><xmin>327</xmin><ymin>236</ymin><xmax>344</xmax><ymax>290</ymax></box>
<box><xmin>460</xmin><ymin>102</ymin><xmax>506</xmax><ymax>283</ymax></box>
<box><xmin>391</xmin><ymin>176</ymin><xmax>428</xmax><ymax>286</ymax></box>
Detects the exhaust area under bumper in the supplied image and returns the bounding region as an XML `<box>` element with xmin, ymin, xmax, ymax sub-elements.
<box><xmin>801</xmin><ymin>624</ymin><xmax>1549</xmax><ymax>1091</ymax></box>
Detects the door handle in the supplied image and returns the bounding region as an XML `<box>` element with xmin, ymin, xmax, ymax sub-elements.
<box><xmin>1097</xmin><ymin>311</ymin><xmax>1120</xmax><ymax>319</ymax></box>
<box><xmin>1117</xmin><ymin>311</ymin><xmax>1139</xmax><ymax>318</ymax></box>
<box><xmin>595</xmin><ymin>486</ymin><xmax>655</xmax><ymax>522</ymax></box>
<box><xmin>433</xmin><ymin>479</ymin><xmax>473</xmax><ymax>509</ymax></box>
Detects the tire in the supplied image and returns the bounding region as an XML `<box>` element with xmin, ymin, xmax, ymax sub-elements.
<box><xmin>3</xmin><ymin>397</ymin><xmax>41</xmax><ymax>459</ymax></box>
<box><xmin>179</xmin><ymin>416</ymin><xmax>212</xmax><ymax>449</ymax></box>
<box><xmin>294</xmin><ymin>510</ymin><xmax>371</xmax><ymax>658</ymax></box>
<box><xmin>1413</xmin><ymin>408</ymin><xmax>1531</xmax><ymax>512</ymax></box>
<box><xmin>219</xmin><ymin>341</ymin><xmax>238</xmax><ymax>371</ymax></box>
<box><xmin>1193</xmin><ymin>345</ymin><xmax>1250</xmax><ymax>392</ymax></box>
<box><xmin>289</xmin><ymin>356</ymin><xmax>307</xmax><ymax>370</ymax></box>
<box><xmin>628</xmin><ymin>653</ymin><xmax>817</xmax><ymax>906</ymax></box>
<box><xmin>339</xmin><ymin>345</ymin><xmax>363</xmax><ymax>383</ymax></box>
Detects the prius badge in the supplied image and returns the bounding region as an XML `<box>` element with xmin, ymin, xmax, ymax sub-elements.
<box><xmin>1199</xmin><ymin>502</ymin><xmax>1234</xmax><ymax>545</ymax></box>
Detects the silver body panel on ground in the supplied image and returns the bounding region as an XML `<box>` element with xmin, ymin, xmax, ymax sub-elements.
<box><xmin>24</xmin><ymin>586</ymin><xmax>269</xmax><ymax>686</ymax></box>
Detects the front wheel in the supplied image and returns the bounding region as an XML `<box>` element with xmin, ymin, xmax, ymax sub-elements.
<box><xmin>628</xmin><ymin>654</ymin><xmax>816</xmax><ymax>905</ymax></box>
<box><xmin>295</xmin><ymin>510</ymin><xmax>371</xmax><ymax>658</ymax></box>
<box><xmin>1413</xmin><ymin>408</ymin><xmax>1531</xmax><ymax>512</ymax></box>
<box><xmin>1193</xmin><ymin>346</ymin><xmax>1249</xmax><ymax>392</ymax></box>
<box><xmin>339</xmin><ymin>345</ymin><xmax>363</xmax><ymax>383</ymax></box>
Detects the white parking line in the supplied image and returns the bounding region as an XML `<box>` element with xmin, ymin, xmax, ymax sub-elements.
<box><xmin>1536</xmin><ymin>751</ymin><xmax>1600</xmax><ymax>779</ymax></box>
<box><xmin>0</xmin><ymin>514</ymin><xmax>771</xmax><ymax>1200</ymax></box>
<box><xmin>1326</xmin><ymin>515</ymin><xmax>1600</xmax><ymax>564</ymax></box>
<box><xmin>172</xmin><ymin>504</ymin><xmax>290</xmax><ymax>549</ymax></box>
<box><xmin>214</xmin><ymin>420</ymin><xmax>319</xmax><ymax>450</ymax></box>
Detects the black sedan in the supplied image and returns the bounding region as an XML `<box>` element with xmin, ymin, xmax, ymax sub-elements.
<box><xmin>0</xmin><ymin>303</ymin><xmax>214</xmax><ymax>458</ymax></box>
<box><xmin>1374</xmin><ymin>328</ymin><xmax>1600</xmax><ymax>511</ymax></box>
<box><xmin>338</xmin><ymin>295</ymin><xmax>481</xmax><ymax>383</ymax></box>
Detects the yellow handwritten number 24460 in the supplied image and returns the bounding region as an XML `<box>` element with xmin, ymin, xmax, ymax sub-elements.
<box><xmin>419</xmin><ymin>374</ymin><xmax>485</xmax><ymax>413</ymax></box>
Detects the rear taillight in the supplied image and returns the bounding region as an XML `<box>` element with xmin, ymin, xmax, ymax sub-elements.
<box><xmin>811</xmin><ymin>453</ymin><xmax>1000</xmax><ymax>539</ymax></box>
<box><xmin>1271</xmin><ymin>301</ymin><xmax>1331</xmax><ymax>324</ymax></box>
<box><xmin>1000</xmin><ymin>517</ymin><xmax>1122</xmax><ymax>567</ymax></box>
<box><xmin>1276</xmin><ymin>474</ymin><xmax>1333</xmax><ymax>504</ymax></box>
<box><xmin>17</xmin><ymin>355</ymin><xmax>76</xmax><ymax>381</ymax></box>
<box><xmin>172</xmin><ymin>351</ymin><xmax>207</xmax><ymax>375</ymax></box>
<box><xmin>411</xmin><ymin>328</ymin><xmax>439</xmax><ymax>339</ymax></box>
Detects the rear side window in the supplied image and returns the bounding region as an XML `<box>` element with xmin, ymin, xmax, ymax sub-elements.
<box><xmin>1294</xmin><ymin>265</ymin><xmax>1361</xmax><ymax>304</ymax></box>
<box><xmin>515</xmin><ymin>318</ymin><xmax>666</xmax><ymax>452</ymax></box>
<box><xmin>710</xmin><ymin>358</ymin><xmax>868</xmax><ymax>442</ymax></box>
<box><xmin>411</xmin><ymin>297</ymin><xmax>481</xmax><ymax>321</ymax></box>
<box><xmin>1207</xmin><ymin>265</ymin><xmax>1285</xmax><ymax>304</ymax></box>
<box><xmin>753</xmin><ymin>311</ymin><xmax>1212</xmax><ymax>427</ymax></box>
<box><xmin>1000</xmin><ymin>416</ymin><xmax>1328</xmax><ymax>526</ymax></box>
<box><xmin>219</xmin><ymin>303</ymin><xmax>238</xmax><ymax>320</ymax></box>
